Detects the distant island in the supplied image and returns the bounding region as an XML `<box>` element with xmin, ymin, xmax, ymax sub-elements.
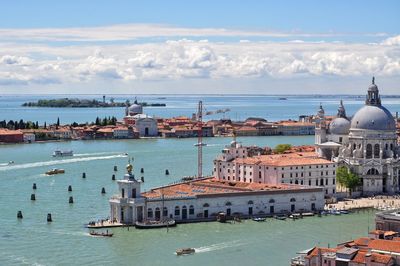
<box><xmin>22</xmin><ymin>98</ymin><xmax>166</xmax><ymax>108</ymax></box>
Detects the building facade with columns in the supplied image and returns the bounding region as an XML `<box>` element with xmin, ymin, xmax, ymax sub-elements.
<box><xmin>315</xmin><ymin>78</ymin><xmax>400</xmax><ymax>195</ymax></box>
<box><xmin>109</xmin><ymin>163</ymin><xmax>325</xmax><ymax>224</ymax></box>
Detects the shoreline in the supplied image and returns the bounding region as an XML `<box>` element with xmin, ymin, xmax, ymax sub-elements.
<box><xmin>326</xmin><ymin>195</ymin><xmax>400</xmax><ymax>211</ymax></box>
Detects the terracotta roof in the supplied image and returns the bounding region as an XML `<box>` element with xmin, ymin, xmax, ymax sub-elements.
<box><xmin>234</xmin><ymin>152</ymin><xmax>334</xmax><ymax>167</ymax></box>
<box><xmin>369</xmin><ymin>239</ymin><xmax>400</xmax><ymax>253</ymax></box>
<box><xmin>0</xmin><ymin>129</ymin><xmax>23</xmax><ymax>135</ymax></box>
<box><xmin>142</xmin><ymin>177</ymin><xmax>319</xmax><ymax>199</ymax></box>
<box><xmin>305</xmin><ymin>247</ymin><xmax>337</xmax><ymax>259</ymax></box>
<box><xmin>352</xmin><ymin>250</ymin><xmax>392</xmax><ymax>264</ymax></box>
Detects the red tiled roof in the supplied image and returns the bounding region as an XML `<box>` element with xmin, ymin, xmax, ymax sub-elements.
<box><xmin>305</xmin><ymin>247</ymin><xmax>337</xmax><ymax>259</ymax></box>
<box><xmin>352</xmin><ymin>250</ymin><xmax>392</xmax><ymax>264</ymax></box>
<box><xmin>369</xmin><ymin>239</ymin><xmax>400</xmax><ymax>253</ymax></box>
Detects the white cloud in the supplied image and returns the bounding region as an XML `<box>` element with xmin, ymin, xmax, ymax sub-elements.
<box><xmin>382</xmin><ymin>35</ymin><xmax>400</xmax><ymax>46</ymax></box>
<box><xmin>0</xmin><ymin>40</ymin><xmax>399</xmax><ymax>87</ymax></box>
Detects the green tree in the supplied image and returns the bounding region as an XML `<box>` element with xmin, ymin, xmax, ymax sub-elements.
<box><xmin>274</xmin><ymin>144</ymin><xmax>292</xmax><ymax>154</ymax></box>
<box><xmin>56</xmin><ymin>117</ymin><xmax>60</xmax><ymax>127</ymax></box>
<box><xmin>336</xmin><ymin>166</ymin><xmax>361</xmax><ymax>197</ymax></box>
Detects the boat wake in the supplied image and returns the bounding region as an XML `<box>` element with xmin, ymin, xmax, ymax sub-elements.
<box><xmin>0</xmin><ymin>154</ymin><xmax>127</xmax><ymax>172</ymax></box>
<box><xmin>73</xmin><ymin>151</ymin><xmax>122</xmax><ymax>157</ymax></box>
<box><xmin>0</xmin><ymin>162</ymin><xmax>9</xmax><ymax>166</ymax></box>
<box><xmin>194</xmin><ymin>240</ymin><xmax>246</xmax><ymax>253</ymax></box>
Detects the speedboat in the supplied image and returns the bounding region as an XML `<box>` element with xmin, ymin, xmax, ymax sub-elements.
<box><xmin>8</xmin><ymin>161</ymin><xmax>14</xmax><ymax>165</ymax></box>
<box><xmin>194</xmin><ymin>143</ymin><xmax>207</xmax><ymax>147</ymax></box>
<box><xmin>340</xmin><ymin>210</ymin><xmax>350</xmax><ymax>214</ymax></box>
<box><xmin>52</xmin><ymin>150</ymin><xmax>73</xmax><ymax>157</ymax></box>
<box><xmin>45</xmin><ymin>168</ymin><xmax>65</xmax><ymax>175</ymax></box>
<box><xmin>176</xmin><ymin>248</ymin><xmax>195</xmax><ymax>256</ymax></box>
<box><xmin>252</xmin><ymin>217</ymin><xmax>266</xmax><ymax>222</ymax></box>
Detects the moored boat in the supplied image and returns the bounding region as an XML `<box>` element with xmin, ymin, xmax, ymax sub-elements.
<box><xmin>252</xmin><ymin>217</ymin><xmax>266</xmax><ymax>222</ymax></box>
<box><xmin>176</xmin><ymin>248</ymin><xmax>195</xmax><ymax>256</ymax></box>
<box><xmin>274</xmin><ymin>215</ymin><xmax>287</xmax><ymax>221</ymax></box>
<box><xmin>135</xmin><ymin>219</ymin><xmax>176</xmax><ymax>229</ymax></box>
<box><xmin>45</xmin><ymin>168</ymin><xmax>65</xmax><ymax>175</ymax></box>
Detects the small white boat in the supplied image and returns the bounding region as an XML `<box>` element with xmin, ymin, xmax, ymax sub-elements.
<box><xmin>252</xmin><ymin>217</ymin><xmax>266</xmax><ymax>222</ymax></box>
<box><xmin>135</xmin><ymin>219</ymin><xmax>176</xmax><ymax>229</ymax></box>
<box><xmin>8</xmin><ymin>161</ymin><xmax>14</xmax><ymax>165</ymax></box>
<box><xmin>52</xmin><ymin>150</ymin><xmax>73</xmax><ymax>157</ymax></box>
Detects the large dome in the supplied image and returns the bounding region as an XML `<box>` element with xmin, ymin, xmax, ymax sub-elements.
<box><xmin>350</xmin><ymin>105</ymin><xmax>395</xmax><ymax>131</ymax></box>
<box><xmin>329</xmin><ymin>117</ymin><xmax>350</xmax><ymax>134</ymax></box>
<box><xmin>128</xmin><ymin>103</ymin><xmax>143</xmax><ymax>115</ymax></box>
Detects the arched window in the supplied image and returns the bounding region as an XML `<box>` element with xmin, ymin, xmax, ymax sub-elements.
<box><xmin>203</xmin><ymin>203</ymin><xmax>209</xmax><ymax>208</ymax></box>
<box><xmin>189</xmin><ymin>205</ymin><xmax>194</xmax><ymax>215</ymax></box>
<box><xmin>374</xmin><ymin>144</ymin><xmax>380</xmax><ymax>158</ymax></box>
<box><xmin>225</xmin><ymin>201</ymin><xmax>232</xmax><ymax>206</ymax></box>
<box><xmin>269</xmin><ymin>199</ymin><xmax>275</xmax><ymax>203</ymax></box>
<box><xmin>295</xmin><ymin>180</ymin><xmax>299</xmax><ymax>184</ymax></box>
<box><xmin>367</xmin><ymin>168</ymin><xmax>379</xmax><ymax>175</ymax></box>
<box><xmin>366</xmin><ymin>144</ymin><xmax>372</xmax><ymax>158</ymax></box>
<box><xmin>147</xmin><ymin>208</ymin><xmax>153</xmax><ymax>218</ymax></box>
<box><xmin>248</xmin><ymin>200</ymin><xmax>254</xmax><ymax>205</ymax></box>
<box><xmin>155</xmin><ymin>207</ymin><xmax>161</xmax><ymax>220</ymax></box>
<box><xmin>163</xmin><ymin>207</ymin><xmax>168</xmax><ymax>217</ymax></box>
<box><xmin>290</xmin><ymin>198</ymin><xmax>296</xmax><ymax>202</ymax></box>
<box><xmin>174</xmin><ymin>206</ymin><xmax>180</xmax><ymax>216</ymax></box>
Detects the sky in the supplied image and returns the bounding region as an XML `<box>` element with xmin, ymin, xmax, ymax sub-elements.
<box><xmin>0</xmin><ymin>0</ymin><xmax>399</xmax><ymax>94</ymax></box>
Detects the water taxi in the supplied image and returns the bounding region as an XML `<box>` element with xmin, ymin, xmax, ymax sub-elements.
<box><xmin>45</xmin><ymin>168</ymin><xmax>65</xmax><ymax>175</ymax></box>
<box><xmin>176</xmin><ymin>248</ymin><xmax>195</xmax><ymax>256</ymax></box>
<box><xmin>89</xmin><ymin>230</ymin><xmax>113</xmax><ymax>237</ymax></box>
<box><xmin>52</xmin><ymin>150</ymin><xmax>73</xmax><ymax>157</ymax></box>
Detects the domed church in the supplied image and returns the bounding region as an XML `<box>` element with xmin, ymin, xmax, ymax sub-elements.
<box><xmin>316</xmin><ymin>78</ymin><xmax>400</xmax><ymax>195</ymax></box>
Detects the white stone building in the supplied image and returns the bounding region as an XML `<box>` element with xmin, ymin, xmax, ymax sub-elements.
<box><xmin>213</xmin><ymin>141</ymin><xmax>337</xmax><ymax>196</ymax></box>
<box><xmin>109</xmin><ymin>163</ymin><xmax>325</xmax><ymax>224</ymax></box>
<box><xmin>123</xmin><ymin>99</ymin><xmax>158</xmax><ymax>137</ymax></box>
<box><xmin>315</xmin><ymin>78</ymin><xmax>400</xmax><ymax>195</ymax></box>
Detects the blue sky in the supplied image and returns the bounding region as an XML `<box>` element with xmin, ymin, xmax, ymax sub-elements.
<box><xmin>0</xmin><ymin>0</ymin><xmax>399</xmax><ymax>94</ymax></box>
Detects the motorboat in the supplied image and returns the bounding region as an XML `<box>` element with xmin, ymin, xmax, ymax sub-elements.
<box><xmin>45</xmin><ymin>168</ymin><xmax>65</xmax><ymax>175</ymax></box>
<box><xmin>194</xmin><ymin>142</ymin><xmax>207</xmax><ymax>147</ymax></box>
<box><xmin>135</xmin><ymin>219</ymin><xmax>176</xmax><ymax>229</ymax></box>
<box><xmin>89</xmin><ymin>231</ymin><xmax>113</xmax><ymax>237</ymax></box>
<box><xmin>340</xmin><ymin>210</ymin><xmax>350</xmax><ymax>214</ymax></box>
<box><xmin>252</xmin><ymin>217</ymin><xmax>266</xmax><ymax>222</ymax></box>
<box><xmin>52</xmin><ymin>150</ymin><xmax>73</xmax><ymax>157</ymax></box>
<box><xmin>216</xmin><ymin>212</ymin><xmax>227</xmax><ymax>223</ymax></box>
<box><xmin>8</xmin><ymin>161</ymin><xmax>14</xmax><ymax>165</ymax></box>
<box><xmin>176</xmin><ymin>248</ymin><xmax>195</xmax><ymax>256</ymax></box>
<box><xmin>274</xmin><ymin>215</ymin><xmax>287</xmax><ymax>221</ymax></box>
<box><xmin>181</xmin><ymin>176</ymin><xmax>195</xmax><ymax>182</ymax></box>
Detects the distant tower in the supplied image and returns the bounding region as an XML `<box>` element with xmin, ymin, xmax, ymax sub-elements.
<box><xmin>337</xmin><ymin>99</ymin><xmax>347</xmax><ymax>118</ymax></box>
<box><xmin>103</xmin><ymin>95</ymin><xmax>106</xmax><ymax>103</ymax></box>
<box><xmin>315</xmin><ymin>103</ymin><xmax>327</xmax><ymax>156</ymax></box>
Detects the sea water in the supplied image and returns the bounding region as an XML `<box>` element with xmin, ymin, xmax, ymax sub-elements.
<box><xmin>0</xmin><ymin>136</ymin><xmax>376</xmax><ymax>266</ymax></box>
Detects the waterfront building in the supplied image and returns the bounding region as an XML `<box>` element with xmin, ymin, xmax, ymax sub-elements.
<box><xmin>123</xmin><ymin>99</ymin><xmax>158</xmax><ymax>137</ymax></box>
<box><xmin>0</xmin><ymin>129</ymin><xmax>24</xmax><ymax>143</ymax></box>
<box><xmin>316</xmin><ymin>78</ymin><xmax>400</xmax><ymax>195</ymax></box>
<box><xmin>22</xmin><ymin>132</ymin><xmax>35</xmax><ymax>143</ymax></box>
<box><xmin>376</xmin><ymin>210</ymin><xmax>400</xmax><ymax>232</ymax></box>
<box><xmin>109</xmin><ymin>163</ymin><xmax>324</xmax><ymax>224</ymax></box>
<box><xmin>213</xmin><ymin>140</ymin><xmax>337</xmax><ymax>196</ymax></box>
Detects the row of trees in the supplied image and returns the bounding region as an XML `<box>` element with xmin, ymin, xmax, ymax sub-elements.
<box><xmin>0</xmin><ymin>119</ymin><xmax>41</xmax><ymax>130</ymax></box>
<box><xmin>94</xmin><ymin>116</ymin><xmax>118</xmax><ymax>126</ymax></box>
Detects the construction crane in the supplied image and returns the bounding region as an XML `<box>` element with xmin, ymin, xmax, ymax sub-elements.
<box><xmin>195</xmin><ymin>101</ymin><xmax>230</xmax><ymax>179</ymax></box>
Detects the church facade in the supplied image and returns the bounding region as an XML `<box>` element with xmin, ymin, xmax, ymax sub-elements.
<box><xmin>315</xmin><ymin>78</ymin><xmax>400</xmax><ymax>195</ymax></box>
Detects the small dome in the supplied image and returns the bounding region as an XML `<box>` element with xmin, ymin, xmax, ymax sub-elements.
<box><xmin>368</xmin><ymin>76</ymin><xmax>378</xmax><ymax>92</ymax></box>
<box><xmin>350</xmin><ymin>105</ymin><xmax>395</xmax><ymax>131</ymax></box>
<box><xmin>329</xmin><ymin>117</ymin><xmax>350</xmax><ymax>135</ymax></box>
<box><xmin>128</xmin><ymin>103</ymin><xmax>143</xmax><ymax>115</ymax></box>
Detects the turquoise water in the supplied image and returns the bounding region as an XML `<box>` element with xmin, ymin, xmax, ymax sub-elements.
<box><xmin>0</xmin><ymin>136</ymin><xmax>376</xmax><ymax>266</ymax></box>
<box><xmin>1</xmin><ymin>94</ymin><xmax>399</xmax><ymax>124</ymax></box>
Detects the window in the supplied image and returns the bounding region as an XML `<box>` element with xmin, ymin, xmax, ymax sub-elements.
<box><xmin>259</xmin><ymin>172</ymin><xmax>261</xmax><ymax>178</ymax></box>
<box><xmin>321</xmin><ymin>171</ymin><xmax>323</xmax><ymax>176</ymax></box>
<box><xmin>282</xmin><ymin>167</ymin><xmax>284</xmax><ymax>170</ymax></box>
<box><xmin>333</xmin><ymin>170</ymin><xmax>335</xmax><ymax>175</ymax></box>
<box><xmin>175</xmin><ymin>206</ymin><xmax>180</xmax><ymax>216</ymax></box>
<box><xmin>308</xmin><ymin>180</ymin><xmax>311</xmax><ymax>186</ymax></box>
<box><xmin>163</xmin><ymin>207</ymin><xmax>168</xmax><ymax>217</ymax></box>
<box><xmin>374</xmin><ymin>144</ymin><xmax>380</xmax><ymax>158</ymax></box>
<box><xmin>147</xmin><ymin>208</ymin><xmax>153</xmax><ymax>218</ymax></box>
<box><xmin>189</xmin><ymin>205</ymin><xmax>194</xmax><ymax>215</ymax></box>
<box><xmin>269</xmin><ymin>199</ymin><xmax>275</xmax><ymax>203</ymax></box>
<box><xmin>366</xmin><ymin>144</ymin><xmax>372</xmax><ymax>158</ymax></box>
<box><xmin>301</xmin><ymin>173</ymin><xmax>303</xmax><ymax>177</ymax></box>
<box><xmin>309</xmin><ymin>172</ymin><xmax>311</xmax><ymax>177</ymax></box>
<box><xmin>203</xmin><ymin>203</ymin><xmax>209</xmax><ymax>208</ymax></box>
<box><xmin>295</xmin><ymin>173</ymin><xmax>298</xmax><ymax>178</ymax></box>
<box><xmin>290</xmin><ymin>173</ymin><xmax>293</xmax><ymax>178</ymax></box>
<box><xmin>248</xmin><ymin>200</ymin><xmax>254</xmax><ymax>205</ymax></box>
<box><xmin>326</xmin><ymin>171</ymin><xmax>328</xmax><ymax>175</ymax></box>
<box><xmin>333</xmin><ymin>179</ymin><xmax>335</xmax><ymax>185</ymax></box>
<box><xmin>290</xmin><ymin>198</ymin><xmax>296</xmax><ymax>202</ymax></box>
